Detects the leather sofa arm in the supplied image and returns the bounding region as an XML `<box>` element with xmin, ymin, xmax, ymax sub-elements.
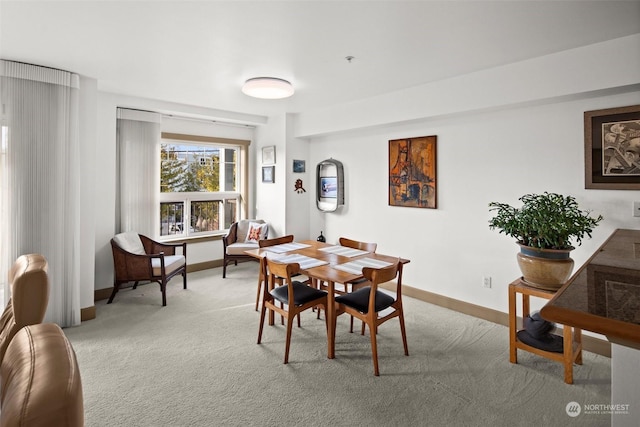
<box><xmin>1</xmin><ymin>323</ymin><xmax>83</xmax><ymax>426</ymax></box>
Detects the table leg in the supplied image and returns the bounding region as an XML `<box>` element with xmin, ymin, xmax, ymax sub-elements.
<box><xmin>327</xmin><ymin>280</ymin><xmax>336</xmax><ymax>359</ymax></box>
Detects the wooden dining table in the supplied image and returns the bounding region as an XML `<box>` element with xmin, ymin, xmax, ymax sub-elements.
<box><xmin>245</xmin><ymin>240</ymin><xmax>410</xmax><ymax>359</ymax></box>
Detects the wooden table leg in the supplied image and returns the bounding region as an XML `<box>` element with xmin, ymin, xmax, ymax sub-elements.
<box><xmin>563</xmin><ymin>325</ymin><xmax>574</xmax><ymax>384</ymax></box>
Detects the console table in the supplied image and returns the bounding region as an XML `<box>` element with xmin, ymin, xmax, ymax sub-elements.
<box><xmin>509</xmin><ymin>279</ymin><xmax>583</xmax><ymax>384</ymax></box>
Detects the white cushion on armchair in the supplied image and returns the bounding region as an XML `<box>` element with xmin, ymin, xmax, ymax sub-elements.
<box><xmin>225</xmin><ymin>219</ymin><xmax>268</xmax><ymax>255</ymax></box>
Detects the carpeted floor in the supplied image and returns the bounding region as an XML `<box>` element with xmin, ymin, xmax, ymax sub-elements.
<box><xmin>65</xmin><ymin>262</ymin><xmax>613</xmax><ymax>426</ymax></box>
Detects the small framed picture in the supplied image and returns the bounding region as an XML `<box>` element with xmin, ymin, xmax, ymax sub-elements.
<box><xmin>262</xmin><ymin>166</ymin><xmax>275</xmax><ymax>183</ymax></box>
<box><xmin>262</xmin><ymin>146</ymin><xmax>276</xmax><ymax>165</ymax></box>
<box><xmin>293</xmin><ymin>159</ymin><xmax>306</xmax><ymax>173</ymax></box>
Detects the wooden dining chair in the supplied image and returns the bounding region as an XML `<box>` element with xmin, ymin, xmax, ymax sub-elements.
<box><xmin>318</xmin><ymin>237</ymin><xmax>378</xmax><ymax>332</ymax></box>
<box><xmin>335</xmin><ymin>260</ymin><xmax>408</xmax><ymax>376</ymax></box>
<box><xmin>255</xmin><ymin>235</ymin><xmax>295</xmax><ymax>311</ymax></box>
<box><xmin>257</xmin><ymin>258</ymin><xmax>329</xmax><ymax>364</ymax></box>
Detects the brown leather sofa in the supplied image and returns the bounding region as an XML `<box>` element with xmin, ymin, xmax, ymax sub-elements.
<box><xmin>0</xmin><ymin>253</ymin><xmax>49</xmax><ymax>364</ymax></box>
<box><xmin>1</xmin><ymin>323</ymin><xmax>84</xmax><ymax>426</ymax></box>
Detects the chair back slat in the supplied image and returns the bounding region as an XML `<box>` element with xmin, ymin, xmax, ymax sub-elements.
<box><xmin>259</xmin><ymin>235</ymin><xmax>294</xmax><ymax>248</ymax></box>
<box><xmin>339</xmin><ymin>237</ymin><xmax>377</xmax><ymax>253</ymax></box>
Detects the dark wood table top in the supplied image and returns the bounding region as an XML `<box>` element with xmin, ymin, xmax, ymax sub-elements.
<box><xmin>541</xmin><ymin>229</ymin><xmax>640</xmax><ymax>350</ymax></box>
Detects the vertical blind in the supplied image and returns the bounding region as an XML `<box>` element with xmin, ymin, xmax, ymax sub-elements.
<box><xmin>0</xmin><ymin>60</ymin><xmax>81</xmax><ymax>327</ymax></box>
<box><xmin>116</xmin><ymin>108</ymin><xmax>162</xmax><ymax>238</ymax></box>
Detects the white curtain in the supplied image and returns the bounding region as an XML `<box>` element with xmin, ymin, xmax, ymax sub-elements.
<box><xmin>0</xmin><ymin>60</ymin><xmax>81</xmax><ymax>327</ymax></box>
<box><xmin>116</xmin><ymin>108</ymin><xmax>161</xmax><ymax>238</ymax></box>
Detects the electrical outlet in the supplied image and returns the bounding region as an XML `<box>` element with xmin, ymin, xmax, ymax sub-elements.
<box><xmin>634</xmin><ymin>201</ymin><xmax>640</xmax><ymax>217</ymax></box>
<box><xmin>483</xmin><ymin>276</ymin><xmax>492</xmax><ymax>288</ymax></box>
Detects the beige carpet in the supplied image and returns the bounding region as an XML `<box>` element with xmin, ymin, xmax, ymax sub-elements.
<box><xmin>65</xmin><ymin>262</ymin><xmax>613</xmax><ymax>426</ymax></box>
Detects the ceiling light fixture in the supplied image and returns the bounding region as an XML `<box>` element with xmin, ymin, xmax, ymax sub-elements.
<box><xmin>242</xmin><ymin>77</ymin><xmax>294</xmax><ymax>99</ymax></box>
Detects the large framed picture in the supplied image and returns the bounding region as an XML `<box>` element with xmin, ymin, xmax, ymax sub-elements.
<box><xmin>389</xmin><ymin>135</ymin><xmax>437</xmax><ymax>208</ymax></box>
<box><xmin>585</xmin><ymin>104</ymin><xmax>640</xmax><ymax>190</ymax></box>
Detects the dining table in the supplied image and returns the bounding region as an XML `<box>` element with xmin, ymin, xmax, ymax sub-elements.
<box><xmin>245</xmin><ymin>239</ymin><xmax>410</xmax><ymax>359</ymax></box>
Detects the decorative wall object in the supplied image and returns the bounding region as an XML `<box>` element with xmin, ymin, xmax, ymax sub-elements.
<box><xmin>389</xmin><ymin>135</ymin><xmax>437</xmax><ymax>208</ymax></box>
<box><xmin>262</xmin><ymin>146</ymin><xmax>276</xmax><ymax>165</ymax></box>
<box><xmin>293</xmin><ymin>159</ymin><xmax>306</xmax><ymax>173</ymax></box>
<box><xmin>294</xmin><ymin>178</ymin><xmax>306</xmax><ymax>193</ymax></box>
<box><xmin>585</xmin><ymin>104</ymin><xmax>640</xmax><ymax>190</ymax></box>
<box><xmin>316</xmin><ymin>158</ymin><xmax>344</xmax><ymax>212</ymax></box>
<box><xmin>262</xmin><ymin>166</ymin><xmax>275</xmax><ymax>183</ymax></box>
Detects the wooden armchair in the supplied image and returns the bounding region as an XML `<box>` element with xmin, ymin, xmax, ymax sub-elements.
<box><xmin>109</xmin><ymin>232</ymin><xmax>187</xmax><ymax>306</ymax></box>
<box><xmin>222</xmin><ymin>219</ymin><xmax>268</xmax><ymax>278</ymax></box>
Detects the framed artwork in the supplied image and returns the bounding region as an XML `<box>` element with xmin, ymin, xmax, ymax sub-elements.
<box><xmin>262</xmin><ymin>166</ymin><xmax>274</xmax><ymax>183</ymax></box>
<box><xmin>585</xmin><ymin>104</ymin><xmax>640</xmax><ymax>190</ymax></box>
<box><xmin>389</xmin><ymin>135</ymin><xmax>437</xmax><ymax>208</ymax></box>
<box><xmin>293</xmin><ymin>159</ymin><xmax>306</xmax><ymax>173</ymax></box>
<box><xmin>262</xmin><ymin>146</ymin><xmax>276</xmax><ymax>165</ymax></box>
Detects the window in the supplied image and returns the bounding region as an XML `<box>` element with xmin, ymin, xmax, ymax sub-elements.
<box><xmin>159</xmin><ymin>133</ymin><xmax>249</xmax><ymax>239</ymax></box>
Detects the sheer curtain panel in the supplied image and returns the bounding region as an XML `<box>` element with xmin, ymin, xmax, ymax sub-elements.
<box><xmin>0</xmin><ymin>60</ymin><xmax>81</xmax><ymax>326</ymax></box>
<box><xmin>116</xmin><ymin>108</ymin><xmax>161</xmax><ymax>238</ymax></box>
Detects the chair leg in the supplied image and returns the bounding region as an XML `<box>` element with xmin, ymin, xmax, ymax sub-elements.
<box><xmin>399</xmin><ymin>310</ymin><xmax>409</xmax><ymax>356</ymax></box>
<box><xmin>222</xmin><ymin>260</ymin><xmax>227</xmax><ymax>278</ymax></box>
<box><xmin>107</xmin><ymin>283</ymin><xmax>120</xmax><ymax>304</ymax></box>
<box><xmin>361</xmin><ymin>320</ymin><xmax>366</xmax><ymax>335</ymax></box>
<box><xmin>257</xmin><ymin>304</ymin><xmax>267</xmax><ymax>344</ymax></box>
<box><xmin>284</xmin><ymin>312</ymin><xmax>295</xmax><ymax>364</ymax></box>
<box><xmin>161</xmin><ymin>281</ymin><xmax>167</xmax><ymax>306</ymax></box>
<box><xmin>183</xmin><ymin>271</ymin><xmax>187</xmax><ymax>289</ymax></box>
<box><xmin>370</xmin><ymin>323</ymin><xmax>380</xmax><ymax>376</ymax></box>
<box><xmin>255</xmin><ymin>275</ymin><xmax>263</xmax><ymax>311</ymax></box>
<box><xmin>132</xmin><ymin>281</ymin><xmax>139</xmax><ymax>290</ymax></box>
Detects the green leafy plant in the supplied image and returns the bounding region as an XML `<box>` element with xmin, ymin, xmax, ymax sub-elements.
<box><xmin>488</xmin><ymin>192</ymin><xmax>603</xmax><ymax>250</ymax></box>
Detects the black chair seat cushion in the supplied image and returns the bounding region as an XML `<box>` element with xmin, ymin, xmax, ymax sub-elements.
<box><xmin>335</xmin><ymin>287</ymin><xmax>395</xmax><ymax>313</ymax></box>
<box><xmin>270</xmin><ymin>281</ymin><xmax>327</xmax><ymax>306</ymax></box>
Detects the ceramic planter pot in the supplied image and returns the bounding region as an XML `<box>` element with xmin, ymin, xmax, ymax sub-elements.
<box><xmin>516</xmin><ymin>244</ymin><xmax>575</xmax><ymax>291</ymax></box>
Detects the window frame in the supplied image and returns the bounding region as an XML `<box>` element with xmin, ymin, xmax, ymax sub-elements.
<box><xmin>159</xmin><ymin>132</ymin><xmax>249</xmax><ymax>240</ymax></box>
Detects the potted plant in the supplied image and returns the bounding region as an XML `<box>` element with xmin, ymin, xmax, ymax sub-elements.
<box><xmin>489</xmin><ymin>192</ymin><xmax>603</xmax><ymax>290</ymax></box>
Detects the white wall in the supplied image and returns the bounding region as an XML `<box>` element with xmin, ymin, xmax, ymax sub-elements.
<box><xmin>78</xmin><ymin>75</ymin><xmax>97</xmax><ymax>310</ymax></box>
<box><xmin>296</xmin><ymin>34</ymin><xmax>640</xmax><ymax>318</ymax></box>
<box><xmin>254</xmin><ymin>114</ymin><xmax>287</xmax><ymax>236</ymax></box>
<box><xmin>307</xmin><ymin>91</ymin><xmax>640</xmax><ymax>316</ymax></box>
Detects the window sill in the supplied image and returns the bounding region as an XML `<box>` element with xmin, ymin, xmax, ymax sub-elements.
<box><xmin>161</xmin><ymin>233</ymin><xmax>226</xmax><ymax>244</ymax></box>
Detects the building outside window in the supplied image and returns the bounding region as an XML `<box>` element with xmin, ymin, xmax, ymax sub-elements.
<box><xmin>159</xmin><ymin>134</ymin><xmax>248</xmax><ymax>238</ymax></box>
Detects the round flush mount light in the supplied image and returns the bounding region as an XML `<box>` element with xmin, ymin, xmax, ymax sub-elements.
<box><xmin>242</xmin><ymin>77</ymin><xmax>294</xmax><ymax>99</ymax></box>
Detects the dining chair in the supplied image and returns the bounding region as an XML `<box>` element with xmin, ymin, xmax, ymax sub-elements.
<box><xmin>335</xmin><ymin>260</ymin><xmax>409</xmax><ymax>376</ymax></box>
<box><xmin>317</xmin><ymin>237</ymin><xmax>378</xmax><ymax>332</ymax></box>
<box><xmin>256</xmin><ymin>235</ymin><xmax>295</xmax><ymax>311</ymax></box>
<box><xmin>257</xmin><ymin>258</ymin><xmax>329</xmax><ymax>364</ymax></box>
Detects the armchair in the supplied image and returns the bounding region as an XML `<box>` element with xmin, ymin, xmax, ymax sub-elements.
<box><xmin>109</xmin><ymin>232</ymin><xmax>187</xmax><ymax>306</ymax></box>
<box><xmin>222</xmin><ymin>219</ymin><xmax>268</xmax><ymax>278</ymax></box>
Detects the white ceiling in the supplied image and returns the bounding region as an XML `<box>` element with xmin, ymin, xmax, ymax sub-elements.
<box><xmin>1</xmin><ymin>1</ymin><xmax>639</xmax><ymax>118</ymax></box>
